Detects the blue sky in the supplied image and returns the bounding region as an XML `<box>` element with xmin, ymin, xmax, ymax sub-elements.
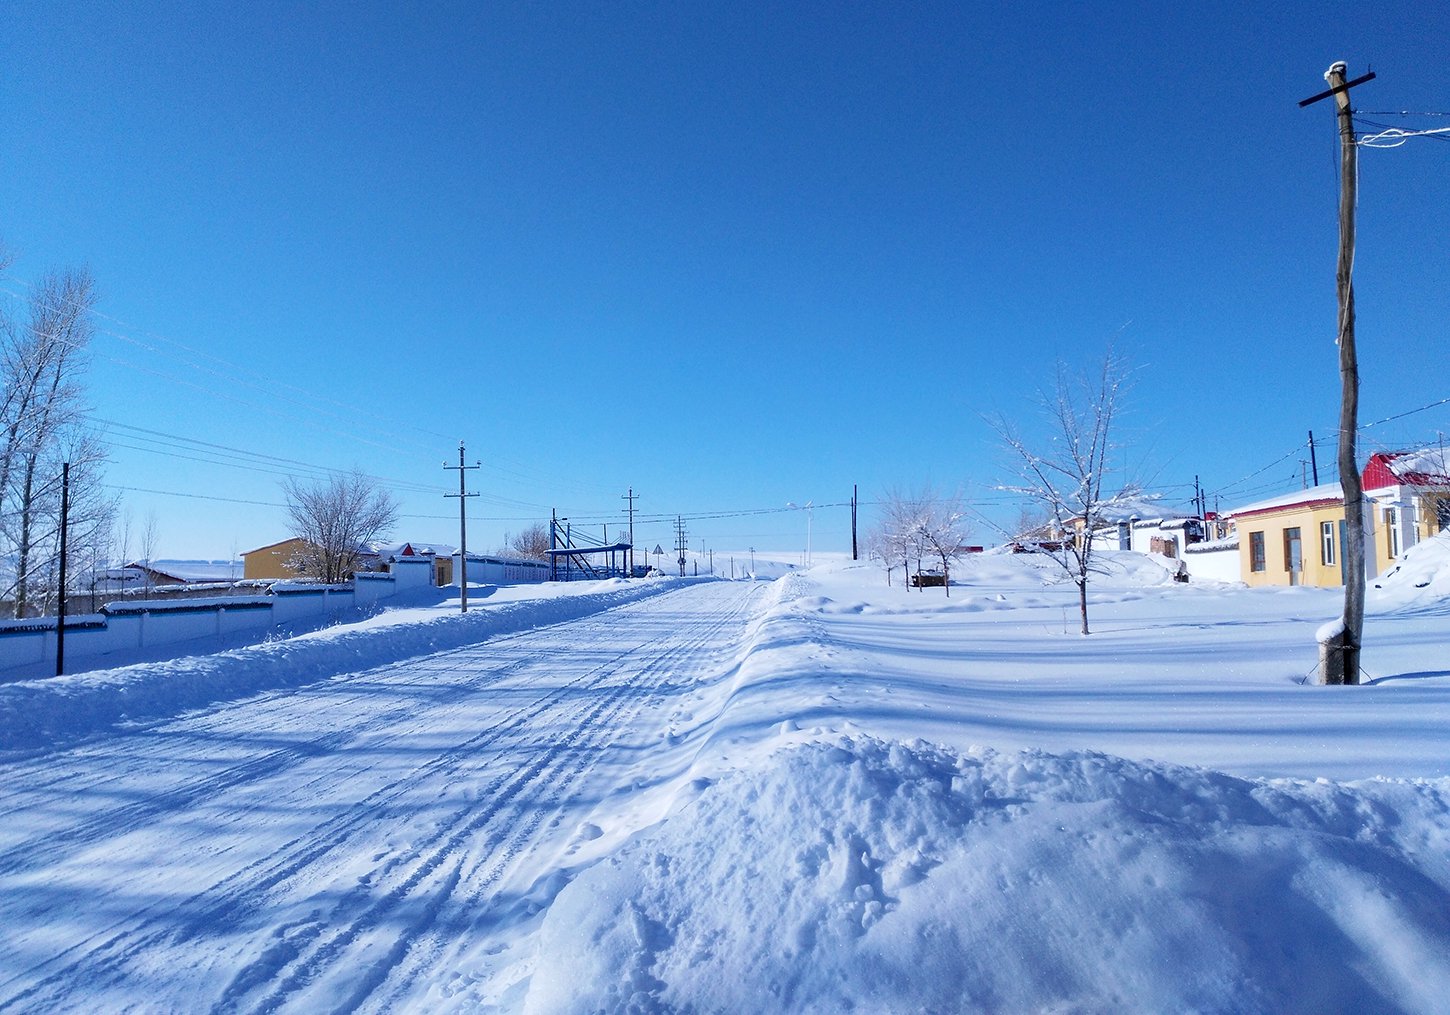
<box><xmin>4</xmin><ymin>2</ymin><xmax>1448</xmax><ymax>561</ymax></box>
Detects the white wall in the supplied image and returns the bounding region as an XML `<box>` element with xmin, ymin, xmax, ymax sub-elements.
<box><xmin>1</xmin><ymin>559</ymin><xmax>439</xmax><ymax>680</ymax></box>
<box><xmin>1182</xmin><ymin>544</ymin><xmax>1242</xmax><ymax>583</ymax></box>
<box><xmin>450</xmin><ymin>553</ymin><xmax>551</xmax><ymax>586</ymax></box>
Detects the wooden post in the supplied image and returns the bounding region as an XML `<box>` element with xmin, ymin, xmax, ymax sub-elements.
<box><xmin>1319</xmin><ymin>61</ymin><xmax>1365</xmax><ymax>685</ymax></box>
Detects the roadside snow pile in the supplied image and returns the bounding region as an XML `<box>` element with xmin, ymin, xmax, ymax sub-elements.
<box><xmin>1372</xmin><ymin>531</ymin><xmax>1450</xmax><ymax>609</ymax></box>
<box><xmin>0</xmin><ymin>577</ymin><xmax>688</xmax><ymax>755</ymax></box>
<box><xmin>525</xmin><ymin>736</ymin><xmax>1450</xmax><ymax>1014</ymax></box>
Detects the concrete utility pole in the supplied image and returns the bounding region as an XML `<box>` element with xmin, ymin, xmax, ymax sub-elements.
<box><xmin>55</xmin><ymin>461</ymin><xmax>70</xmax><ymax>676</ymax></box>
<box><xmin>622</xmin><ymin>487</ymin><xmax>637</xmax><ymax>577</ymax></box>
<box><xmin>1301</xmin><ymin>61</ymin><xmax>1375</xmax><ymax>685</ymax></box>
<box><xmin>444</xmin><ymin>442</ymin><xmax>480</xmax><ymax>613</ymax></box>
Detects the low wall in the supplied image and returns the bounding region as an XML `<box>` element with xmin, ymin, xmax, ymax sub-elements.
<box><xmin>1183</xmin><ymin>542</ymin><xmax>1242</xmax><ymax>583</ymax></box>
<box><xmin>0</xmin><ymin>557</ymin><xmax>437</xmax><ymax>679</ymax></box>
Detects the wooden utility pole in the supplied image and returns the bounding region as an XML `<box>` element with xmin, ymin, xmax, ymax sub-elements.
<box><xmin>444</xmin><ymin>442</ymin><xmax>480</xmax><ymax>613</ymax></box>
<box><xmin>1301</xmin><ymin>61</ymin><xmax>1374</xmax><ymax>685</ymax></box>
<box><xmin>851</xmin><ymin>484</ymin><xmax>859</xmax><ymax>561</ymax></box>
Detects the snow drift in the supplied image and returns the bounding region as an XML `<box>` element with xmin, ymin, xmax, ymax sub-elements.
<box><xmin>526</xmin><ymin>736</ymin><xmax>1450</xmax><ymax>1014</ymax></box>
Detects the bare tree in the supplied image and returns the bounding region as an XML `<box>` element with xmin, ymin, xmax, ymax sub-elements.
<box><xmin>282</xmin><ymin>470</ymin><xmax>399</xmax><ymax>584</ymax></box>
<box><xmin>138</xmin><ymin>510</ymin><xmax>159</xmax><ymax>595</ymax></box>
<box><xmin>868</xmin><ymin>488</ymin><xmax>968</xmax><ymax>595</ymax></box>
<box><xmin>1</xmin><ymin>267</ymin><xmax>115</xmax><ymax>617</ymax></box>
<box><xmin>917</xmin><ymin>490</ymin><xmax>969</xmax><ymax>597</ymax></box>
<box><xmin>506</xmin><ymin>523</ymin><xmax>551</xmax><ymax>560</ymax></box>
<box><xmin>992</xmin><ymin>350</ymin><xmax>1137</xmax><ymax>634</ymax></box>
<box><xmin>866</xmin><ymin>528</ymin><xmax>899</xmax><ymax>586</ymax></box>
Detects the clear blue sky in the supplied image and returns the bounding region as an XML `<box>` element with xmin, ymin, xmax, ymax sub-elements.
<box><xmin>4</xmin><ymin>2</ymin><xmax>1448</xmax><ymax>561</ymax></box>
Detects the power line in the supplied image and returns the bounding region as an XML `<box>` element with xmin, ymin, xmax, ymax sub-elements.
<box><xmin>3</xmin><ymin>279</ymin><xmax>620</xmax><ymax>504</ymax></box>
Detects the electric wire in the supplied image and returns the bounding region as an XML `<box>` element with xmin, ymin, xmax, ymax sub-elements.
<box><xmin>2</xmin><ymin>279</ymin><xmax>620</xmax><ymax>504</ymax></box>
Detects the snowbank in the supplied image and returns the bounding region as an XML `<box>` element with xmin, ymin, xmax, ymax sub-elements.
<box><xmin>1372</xmin><ymin>531</ymin><xmax>1450</xmax><ymax>610</ymax></box>
<box><xmin>526</xmin><ymin>736</ymin><xmax>1450</xmax><ymax>1014</ymax></box>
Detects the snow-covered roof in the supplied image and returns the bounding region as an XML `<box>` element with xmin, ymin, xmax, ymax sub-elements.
<box><xmin>1226</xmin><ymin>483</ymin><xmax>1343</xmax><ymax>519</ymax></box>
<box><xmin>1091</xmin><ymin>493</ymin><xmax>1195</xmax><ymax>525</ymax></box>
<box><xmin>1364</xmin><ymin>448</ymin><xmax>1450</xmax><ymax>491</ymax></box>
<box><xmin>126</xmin><ymin>560</ymin><xmax>244</xmax><ymax>583</ymax></box>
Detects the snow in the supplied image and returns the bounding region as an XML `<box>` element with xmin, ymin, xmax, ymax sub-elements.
<box><xmin>3</xmin><ymin>543</ymin><xmax>1450</xmax><ymax>1012</ymax></box>
<box><xmin>0</xmin><ymin>575</ymin><xmax>684</xmax><ymax>754</ymax></box>
<box><xmin>1227</xmin><ymin>481</ymin><xmax>1343</xmax><ymax>516</ymax></box>
<box><xmin>1386</xmin><ymin>446</ymin><xmax>1450</xmax><ymax>484</ymax></box>
<box><xmin>528</xmin><ymin>737</ymin><xmax>1450</xmax><ymax>1015</ymax></box>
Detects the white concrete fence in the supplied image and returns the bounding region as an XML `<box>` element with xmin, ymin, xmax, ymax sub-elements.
<box><xmin>0</xmin><ymin>557</ymin><xmax>435</xmax><ymax>678</ymax></box>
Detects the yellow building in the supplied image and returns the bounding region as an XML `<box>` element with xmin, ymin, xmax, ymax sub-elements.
<box><xmin>241</xmin><ymin>537</ymin><xmax>311</xmax><ymax>579</ymax></box>
<box><xmin>1228</xmin><ymin>484</ymin><xmax>1379</xmax><ymax>589</ymax></box>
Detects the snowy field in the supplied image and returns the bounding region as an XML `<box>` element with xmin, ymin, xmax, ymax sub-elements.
<box><xmin>2</xmin><ymin>540</ymin><xmax>1450</xmax><ymax>1013</ymax></box>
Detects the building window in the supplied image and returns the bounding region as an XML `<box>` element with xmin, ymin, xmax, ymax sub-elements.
<box><xmin>1385</xmin><ymin>507</ymin><xmax>1401</xmax><ymax>557</ymax></box>
<box><xmin>1321</xmin><ymin>521</ymin><xmax>1335</xmax><ymax>566</ymax></box>
<box><xmin>1250</xmin><ymin>531</ymin><xmax>1266</xmax><ymax>572</ymax></box>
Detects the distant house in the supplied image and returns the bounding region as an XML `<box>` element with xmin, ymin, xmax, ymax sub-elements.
<box><xmin>1079</xmin><ymin>494</ymin><xmax>1203</xmax><ymax>558</ymax></box>
<box><xmin>1362</xmin><ymin>448</ymin><xmax>1450</xmax><ymax>570</ymax></box>
<box><xmin>96</xmin><ymin>559</ymin><xmax>243</xmax><ymax>593</ymax></box>
<box><xmin>1224</xmin><ymin>447</ymin><xmax>1450</xmax><ymax>590</ymax></box>
<box><xmin>1226</xmin><ymin>484</ymin><xmax>1360</xmax><ymax>589</ymax></box>
<box><xmin>242</xmin><ymin>537</ymin><xmax>456</xmax><ymax>585</ymax></box>
<box><xmin>365</xmin><ymin>541</ymin><xmax>456</xmax><ymax>586</ymax></box>
<box><xmin>241</xmin><ymin>537</ymin><xmax>312</xmax><ymax>580</ymax></box>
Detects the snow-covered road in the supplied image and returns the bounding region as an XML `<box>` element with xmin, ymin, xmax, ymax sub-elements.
<box><xmin>0</xmin><ymin>580</ymin><xmax>766</xmax><ymax>1013</ymax></box>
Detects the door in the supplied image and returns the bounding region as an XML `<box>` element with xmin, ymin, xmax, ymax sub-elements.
<box><xmin>1284</xmin><ymin>527</ymin><xmax>1303</xmax><ymax>586</ymax></box>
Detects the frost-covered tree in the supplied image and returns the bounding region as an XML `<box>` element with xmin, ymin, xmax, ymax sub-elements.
<box><xmin>917</xmin><ymin>492</ymin><xmax>969</xmax><ymax>597</ymax></box>
<box><xmin>869</xmin><ymin>488</ymin><xmax>969</xmax><ymax>596</ymax></box>
<box><xmin>282</xmin><ymin>470</ymin><xmax>399</xmax><ymax>584</ymax></box>
<box><xmin>1</xmin><ymin>266</ymin><xmax>115</xmax><ymax>617</ymax></box>
<box><xmin>992</xmin><ymin>350</ymin><xmax>1137</xmax><ymax>634</ymax></box>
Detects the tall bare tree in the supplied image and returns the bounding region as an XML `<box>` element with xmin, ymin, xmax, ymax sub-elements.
<box><xmin>993</xmin><ymin>350</ymin><xmax>1136</xmax><ymax>634</ymax></box>
<box><xmin>505</xmin><ymin>523</ymin><xmax>551</xmax><ymax>560</ymax></box>
<box><xmin>282</xmin><ymin>470</ymin><xmax>399</xmax><ymax>584</ymax></box>
<box><xmin>1</xmin><ymin>267</ymin><xmax>114</xmax><ymax>617</ymax></box>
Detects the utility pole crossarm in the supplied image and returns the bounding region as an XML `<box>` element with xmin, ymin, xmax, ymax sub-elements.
<box><xmin>1297</xmin><ymin>70</ymin><xmax>1376</xmax><ymax>108</ymax></box>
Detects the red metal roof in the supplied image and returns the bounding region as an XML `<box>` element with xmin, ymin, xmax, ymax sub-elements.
<box><xmin>1363</xmin><ymin>450</ymin><xmax>1450</xmax><ymax>491</ymax></box>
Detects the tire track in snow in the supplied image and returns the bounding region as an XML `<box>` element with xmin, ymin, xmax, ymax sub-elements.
<box><xmin>0</xmin><ymin>583</ymin><xmax>763</xmax><ymax>1014</ymax></box>
<box><xmin>216</xmin><ymin>582</ymin><xmax>763</xmax><ymax>1013</ymax></box>
<box><xmin>329</xmin><ymin>583</ymin><xmax>766</xmax><ymax>1013</ymax></box>
<box><xmin>0</xmin><ymin>639</ymin><xmax>645</xmax><ymax>1012</ymax></box>
<box><xmin>0</xmin><ymin>603</ymin><xmax>658</xmax><ymax>876</ymax></box>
